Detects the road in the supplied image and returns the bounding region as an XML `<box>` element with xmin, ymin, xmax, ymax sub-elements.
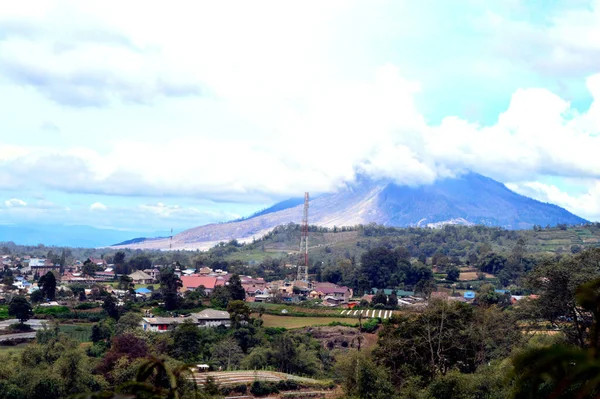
<box><xmin>0</xmin><ymin>332</ymin><xmax>36</xmax><ymax>342</ymax></box>
<box><xmin>0</xmin><ymin>319</ymin><xmax>48</xmax><ymax>330</ymax></box>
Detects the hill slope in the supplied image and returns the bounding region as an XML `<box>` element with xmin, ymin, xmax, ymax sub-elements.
<box><xmin>114</xmin><ymin>173</ymin><xmax>587</xmax><ymax>250</ymax></box>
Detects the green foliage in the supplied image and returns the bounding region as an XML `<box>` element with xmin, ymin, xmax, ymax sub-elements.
<box><xmin>8</xmin><ymin>296</ymin><xmax>33</xmax><ymax>324</ymax></box>
<box><xmin>374</xmin><ymin>300</ymin><xmax>522</xmax><ymax>384</ymax></box>
<box><xmin>251</xmin><ymin>380</ymin><xmax>279</xmax><ymax>396</ymax></box>
<box><xmin>102</xmin><ymin>295</ymin><xmax>119</xmax><ymax>321</ymax></box>
<box><xmin>210</xmin><ymin>285</ymin><xmax>232</xmax><ymax>309</ymax></box>
<box><xmin>227</xmin><ymin>300</ymin><xmax>251</xmax><ymax>329</ymax></box>
<box><xmin>39</xmin><ymin>271</ymin><xmax>57</xmax><ymax>300</ymax></box>
<box><xmin>228</xmin><ymin>274</ymin><xmax>246</xmax><ymax>301</ymax></box>
<box><xmin>337</xmin><ymin>351</ymin><xmax>394</xmax><ymax>399</ymax></box>
<box><xmin>447</xmin><ymin>266</ymin><xmax>460</xmax><ymax>282</ymax></box>
<box><xmin>159</xmin><ymin>268</ymin><xmax>182</xmax><ymax>311</ymax></box>
<box><xmin>169</xmin><ymin>319</ymin><xmax>206</xmax><ymax>363</ymax></box>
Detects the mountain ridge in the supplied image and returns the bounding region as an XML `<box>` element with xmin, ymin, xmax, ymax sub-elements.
<box><xmin>113</xmin><ymin>172</ymin><xmax>587</xmax><ymax>250</ymax></box>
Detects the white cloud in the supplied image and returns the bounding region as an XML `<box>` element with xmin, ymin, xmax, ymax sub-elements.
<box><xmin>4</xmin><ymin>198</ymin><xmax>26</xmax><ymax>207</ymax></box>
<box><xmin>507</xmin><ymin>180</ymin><xmax>600</xmax><ymax>221</ymax></box>
<box><xmin>90</xmin><ymin>202</ymin><xmax>107</xmax><ymax>211</ymax></box>
<box><xmin>0</xmin><ymin>0</ymin><xmax>600</xmax><ymax>230</ymax></box>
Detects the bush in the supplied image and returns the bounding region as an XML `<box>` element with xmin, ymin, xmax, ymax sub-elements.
<box><xmin>251</xmin><ymin>381</ymin><xmax>279</xmax><ymax>396</ymax></box>
<box><xmin>75</xmin><ymin>302</ymin><xmax>99</xmax><ymax>310</ymax></box>
<box><xmin>8</xmin><ymin>323</ymin><xmax>33</xmax><ymax>332</ymax></box>
<box><xmin>34</xmin><ymin>306</ymin><xmax>70</xmax><ymax>316</ymax></box>
<box><xmin>361</xmin><ymin>318</ymin><xmax>380</xmax><ymax>333</ymax></box>
<box><xmin>276</xmin><ymin>380</ymin><xmax>299</xmax><ymax>391</ymax></box>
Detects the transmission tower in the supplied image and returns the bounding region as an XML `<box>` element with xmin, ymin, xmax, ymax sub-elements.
<box><xmin>297</xmin><ymin>192</ymin><xmax>309</xmax><ymax>282</ymax></box>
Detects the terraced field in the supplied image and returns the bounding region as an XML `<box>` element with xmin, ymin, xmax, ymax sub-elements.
<box><xmin>191</xmin><ymin>370</ymin><xmax>325</xmax><ymax>386</ymax></box>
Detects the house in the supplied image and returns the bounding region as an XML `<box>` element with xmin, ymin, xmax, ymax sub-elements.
<box><xmin>94</xmin><ymin>271</ymin><xmax>115</xmax><ymax>281</ymax></box>
<box><xmin>198</xmin><ymin>267</ymin><xmax>213</xmax><ymax>275</ymax></box>
<box><xmin>371</xmin><ymin>288</ymin><xmax>415</xmax><ymax>297</ymax></box>
<box><xmin>143</xmin><ymin>269</ymin><xmax>160</xmax><ymax>280</ymax></box>
<box><xmin>241</xmin><ymin>277</ymin><xmax>267</xmax><ymax>297</ymax></box>
<box><xmin>312</xmin><ymin>283</ymin><xmax>353</xmax><ymax>302</ymax></box>
<box><xmin>463</xmin><ymin>291</ymin><xmax>476</xmax><ymax>300</ymax></box>
<box><xmin>128</xmin><ymin>270</ymin><xmax>154</xmax><ymax>285</ymax></box>
<box><xmin>191</xmin><ymin>309</ymin><xmax>231</xmax><ymax>328</ymax></box>
<box><xmin>29</xmin><ymin>258</ymin><xmax>60</xmax><ymax>276</ymax></box>
<box><xmin>135</xmin><ymin>287</ymin><xmax>152</xmax><ymax>295</ymax></box>
<box><xmin>323</xmin><ymin>295</ymin><xmax>345</xmax><ymax>306</ymax></box>
<box><xmin>141</xmin><ymin>316</ymin><xmax>188</xmax><ymax>332</ymax></box>
<box><xmin>90</xmin><ymin>258</ymin><xmax>107</xmax><ymax>267</ymax></box>
<box><xmin>180</xmin><ymin>275</ymin><xmax>217</xmax><ymax>293</ymax></box>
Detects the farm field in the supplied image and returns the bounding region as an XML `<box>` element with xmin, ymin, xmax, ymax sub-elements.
<box><xmin>59</xmin><ymin>324</ymin><xmax>93</xmax><ymax>342</ymax></box>
<box><xmin>257</xmin><ymin>314</ymin><xmax>358</xmax><ymax>329</ymax></box>
<box><xmin>458</xmin><ymin>271</ymin><xmax>495</xmax><ymax>281</ymax></box>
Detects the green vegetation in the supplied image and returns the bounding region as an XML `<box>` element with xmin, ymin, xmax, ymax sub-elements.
<box><xmin>259</xmin><ymin>314</ymin><xmax>358</xmax><ymax>329</ymax></box>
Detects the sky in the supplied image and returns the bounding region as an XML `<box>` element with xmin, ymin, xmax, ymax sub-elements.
<box><xmin>1</xmin><ymin>0</ymin><xmax>600</xmax><ymax>234</ymax></box>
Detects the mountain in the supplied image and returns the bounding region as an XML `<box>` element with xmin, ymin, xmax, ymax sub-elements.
<box><xmin>0</xmin><ymin>224</ymin><xmax>171</xmax><ymax>248</ymax></box>
<box><xmin>114</xmin><ymin>172</ymin><xmax>588</xmax><ymax>250</ymax></box>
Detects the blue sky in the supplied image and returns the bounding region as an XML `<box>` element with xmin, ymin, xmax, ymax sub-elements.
<box><xmin>1</xmin><ymin>0</ymin><xmax>600</xmax><ymax>233</ymax></box>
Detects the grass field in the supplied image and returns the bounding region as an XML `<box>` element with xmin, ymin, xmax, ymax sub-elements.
<box><xmin>257</xmin><ymin>314</ymin><xmax>358</xmax><ymax>329</ymax></box>
<box><xmin>0</xmin><ymin>343</ymin><xmax>28</xmax><ymax>354</ymax></box>
<box><xmin>59</xmin><ymin>324</ymin><xmax>93</xmax><ymax>342</ymax></box>
<box><xmin>459</xmin><ymin>271</ymin><xmax>495</xmax><ymax>281</ymax></box>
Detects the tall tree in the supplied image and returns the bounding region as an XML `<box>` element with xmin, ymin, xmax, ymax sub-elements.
<box><xmin>159</xmin><ymin>268</ymin><xmax>182</xmax><ymax>311</ymax></box>
<box><xmin>227</xmin><ymin>300</ymin><xmax>251</xmax><ymax>329</ymax></box>
<box><xmin>8</xmin><ymin>295</ymin><xmax>33</xmax><ymax>324</ymax></box>
<box><xmin>228</xmin><ymin>274</ymin><xmax>246</xmax><ymax>301</ymax></box>
<box><xmin>38</xmin><ymin>271</ymin><xmax>57</xmax><ymax>300</ymax></box>
<box><xmin>102</xmin><ymin>295</ymin><xmax>119</xmax><ymax>320</ymax></box>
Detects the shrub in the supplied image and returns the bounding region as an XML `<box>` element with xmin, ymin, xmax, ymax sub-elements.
<box><xmin>251</xmin><ymin>381</ymin><xmax>279</xmax><ymax>396</ymax></box>
<box><xmin>276</xmin><ymin>380</ymin><xmax>299</xmax><ymax>391</ymax></box>
<box><xmin>8</xmin><ymin>323</ymin><xmax>33</xmax><ymax>332</ymax></box>
<box><xmin>75</xmin><ymin>302</ymin><xmax>99</xmax><ymax>310</ymax></box>
<box><xmin>361</xmin><ymin>318</ymin><xmax>380</xmax><ymax>333</ymax></box>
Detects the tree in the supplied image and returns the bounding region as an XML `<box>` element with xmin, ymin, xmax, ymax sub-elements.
<box><xmin>388</xmin><ymin>291</ymin><xmax>398</xmax><ymax>307</ymax></box>
<box><xmin>228</xmin><ymin>274</ymin><xmax>246</xmax><ymax>301</ymax></box>
<box><xmin>8</xmin><ymin>295</ymin><xmax>33</xmax><ymax>324</ymax></box>
<box><xmin>170</xmin><ymin>319</ymin><xmax>203</xmax><ymax>363</ymax></box>
<box><xmin>30</xmin><ymin>289</ymin><xmax>45</xmax><ymax>303</ymax></box>
<box><xmin>113</xmin><ymin>251</ymin><xmax>126</xmax><ymax>266</ymax></box>
<box><xmin>117</xmin><ymin>274</ymin><xmax>134</xmax><ymax>291</ymax></box>
<box><xmin>374</xmin><ymin>300</ymin><xmax>520</xmax><ymax>384</ymax></box>
<box><xmin>211</xmin><ymin>285</ymin><xmax>232</xmax><ymax>309</ymax></box>
<box><xmin>102</xmin><ymin>295</ymin><xmax>120</xmax><ymax>320</ymax></box>
<box><xmin>512</xmin><ymin>277</ymin><xmax>600</xmax><ymax>398</ymax></box>
<box><xmin>159</xmin><ymin>268</ymin><xmax>182</xmax><ymax>311</ymax></box>
<box><xmin>447</xmin><ymin>266</ymin><xmax>460</xmax><ymax>282</ymax></box>
<box><xmin>337</xmin><ymin>351</ymin><xmax>394</xmax><ymax>399</ymax></box>
<box><xmin>212</xmin><ymin>337</ymin><xmax>244</xmax><ymax>370</ymax></box>
<box><xmin>227</xmin><ymin>300</ymin><xmax>251</xmax><ymax>329</ymax></box>
<box><xmin>82</xmin><ymin>259</ymin><xmax>97</xmax><ymax>277</ymax></box>
<box><xmin>371</xmin><ymin>290</ymin><xmax>387</xmax><ymax>306</ymax></box>
<box><xmin>115</xmin><ymin>312</ymin><xmax>142</xmax><ymax>336</ymax></box>
<box><xmin>38</xmin><ymin>271</ymin><xmax>57</xmax><ymax>300</ymax></box>
<box><xmin>476</xmin><ymin>283</ymin><xmax>500</xmax><ymax>306</ymax></box>
<box><xmin>523</xmin><ymin>249</ymin><xmax>600</xmax><ymax>348</ymax></box>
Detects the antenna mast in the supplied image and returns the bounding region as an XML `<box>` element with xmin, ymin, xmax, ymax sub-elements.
<box><xmin>297</xmin><ymin>192</ymin><xmax>309</xmax><ymax>282</ymax></box>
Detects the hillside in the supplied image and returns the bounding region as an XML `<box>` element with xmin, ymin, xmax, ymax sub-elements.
<box><xmin>114</xmin><ymin>172</ymin><xmax>587</xmax><ymax>250</ymax></box>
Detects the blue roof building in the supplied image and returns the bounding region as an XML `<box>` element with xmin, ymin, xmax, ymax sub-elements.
<box><xmin>135</xmin><ymin>287</ymin><xmax>151</xmax><ymax>294</ymax></box>
<box><xmin>464</xmin><ymin>291</ymin><xmax>476</xmax><ymax>300</ymax></box>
